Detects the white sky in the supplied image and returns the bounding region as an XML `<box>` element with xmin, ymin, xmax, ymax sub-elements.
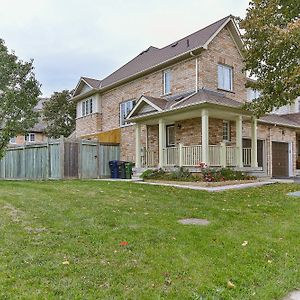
<box><xmin>0</xmin><ymin>0</ymin><xmax>249</xmax><ymax>96</ymax></box>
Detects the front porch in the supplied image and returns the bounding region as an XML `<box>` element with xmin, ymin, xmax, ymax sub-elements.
<box><xmin>134</xmin><ymin>108</ymin><xmax>260</xmax><ymax>171</ymax></box>
<box><xmin>141</xmin><ymin>142</ymin><xmax>254</xmax><ymax>169</ymax></box>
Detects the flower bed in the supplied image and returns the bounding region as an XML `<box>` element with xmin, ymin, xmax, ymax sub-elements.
<box><xmin>140</xmin><ymin>166</ymin><xmax>256</xmax><ymax>183</ymax></box>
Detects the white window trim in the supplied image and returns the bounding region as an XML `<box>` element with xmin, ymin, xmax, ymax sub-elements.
<box><xmin>218</xmin><ymin>64</ymin><xmax>233</xmax><ymax>92</ymax></box>
<box><xmin>222</xmin><ymin>121</ymin><xmax>231</xmax><ymax>142</ymax></box>
<box><xmin>25</xmin><ymin>133</ymin><xmax>35</xmax><ymax>143</ymax></box>
<box><xmin>163</xmin><ymin>69</ymin><xmax>171</xmax><ymax>95</ymax></box>
<box><xmin>166</xmin><ymin>124</ymin><xmax>175</xmax><ymax>147</ymax></box>
<box><xmin>81</xmin><ymin>98</ymin><xmax>93</xmax><ymax>117</ymax></box>
<box><xmin>120</xmin><ymin>99</ymin><xmax>135</xmax><ymax>127</ymax></box>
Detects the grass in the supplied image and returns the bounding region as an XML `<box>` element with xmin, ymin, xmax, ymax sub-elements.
<box><xmin>0</xmin><ymin>180</ymin><xmax>300</xmax><ymax>299</ymax></box>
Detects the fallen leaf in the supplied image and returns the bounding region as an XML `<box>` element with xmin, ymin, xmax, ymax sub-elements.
<box><xmin>227</xmin><ymin>280</ymin><xmax>235</xmax><ymax>289</ymax></box>
<box><xmin>119</xmin><ymin>241</ymin><xmax>128</xmax><ymax>246</ymax></box>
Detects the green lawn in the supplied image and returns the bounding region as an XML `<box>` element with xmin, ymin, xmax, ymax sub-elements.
<box><xmin>0</xmin><ymin>180</ymin><xmax>300</xmax><ymax>299</ymax></box>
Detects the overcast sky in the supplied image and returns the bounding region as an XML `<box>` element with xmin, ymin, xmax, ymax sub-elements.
<box><xmin>0</xmin><ymin>0</ymin><xmax>249</xmax><ymax>96</ymax></box>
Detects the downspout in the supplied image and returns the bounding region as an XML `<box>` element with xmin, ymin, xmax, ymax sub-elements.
<box><xmin>190</xmin><ymin>51</ymin><xmax>198</xmax><ymax>93</ymax></box>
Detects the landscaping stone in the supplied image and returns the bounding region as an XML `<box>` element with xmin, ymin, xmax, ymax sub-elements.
<box><xmin>178</xmin><ymin>218</ymin><xmax>210</xmax><ymax>225</ymax></box>
<box><xmin>282</xmin><ymin>290</ymin><xmax>300</xmax><ymax>300</ymax></box>
<box><xmin>287</xmin><ymin>191</ymin><xmax>300</xmax><ymax>197</ymax></box>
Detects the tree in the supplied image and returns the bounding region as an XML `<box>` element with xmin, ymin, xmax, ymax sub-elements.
<box><xmin>43</xmin><ymin>90</ymin><xmax>76</xmax><ymax>138</ymax></box>
<box><xmin>239</xmin><ymin>0</ymin><xmax>300</xmax><ymax>116</ymax></box>
<box><xmin>0</xmin><ymin>39</ymin><xmax>41</xmax><ymax>157</ymax></box>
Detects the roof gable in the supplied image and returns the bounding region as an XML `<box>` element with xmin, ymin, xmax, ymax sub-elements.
<box><xmin>73</xmin><ymin>77</ymin><xmax>101</xmax><ymax>97</ymax></box>
<box><xmin>127</xmin><ymin>95</ymin><xmax>166</xmax><ymax>119</ymax></box>
<box><xmin>100</xmin><ymin>16</ymin><xmax>242</xmax><ymax>89</ymax></box>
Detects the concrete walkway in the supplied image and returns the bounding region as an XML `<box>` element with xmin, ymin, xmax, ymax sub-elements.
<box><xmin>282</xmin><ymin>291</ymin><xmax>300</xmax><ymax>300</ymax></box>
<box><xmin>136</xmin><ymin>180</ymin><xmax>275</xmax><ymax>192</ymax></box>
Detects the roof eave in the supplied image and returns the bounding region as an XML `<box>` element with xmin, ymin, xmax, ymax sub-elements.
<box><xmin>71</xmin><ymin>88</ymin><xmax>99</xmax><ymax>102</ymax></box>
<box><xmin>128</xmin><ymin>101</ymin><xmax>251</xmax><ymax>123</ymax></box>
<box><xmin>99</xmin><ymin>48</ymin><xmax>204</xmax><ymax>93</ymax></box>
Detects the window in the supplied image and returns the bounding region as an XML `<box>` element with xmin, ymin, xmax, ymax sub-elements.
<box><xmin>218</xmin><ymin>64</ymin><xmax>233</xmax><ymax>91</ymax></box>
<box><xmin>25</xmin><ymin>133</ymin><xmax>35</xmax><ymax>142</ymax></box>
<box><xmin>10</xmin><ymin>137</ymin><xmax>16</xmax><ymax>144</ymax></box>
<box><xmin>222</xmin><ymin>121</ymin><xmax>230</xmax><ymax>142</ymax></box>
<box><xmin>82</xmin><ymin>98</ymin><xmax>93</xmax><ymax>117</ymax></box>
<box><xmin>120</xmin><ymin>99</ymin><xmax>135</xmax><ymax>127</ymax></box>
<box><xmin>163</xmin><ymin>69</ymin><xmax>171</xmax><ymax>95</ymax></box>
<box><xmin>166</xmin><ymin>125</ymin><xmax>175</xmax><ymax>147</ymax></box>
<box><xmin>247</xmin><ymin>89</ymin><xmax>261</xmax><ymax>102</ymax></box>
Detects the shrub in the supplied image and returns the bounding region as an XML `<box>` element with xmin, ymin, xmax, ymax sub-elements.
<box><xmin>201</xmin><ymin>167</ymin><xmax>255</xmax><ymax>182</ymax></box>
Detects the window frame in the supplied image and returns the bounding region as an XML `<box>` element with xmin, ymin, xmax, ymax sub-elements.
<box><xmin>25</xmin><ymin>133</ymin><xmax>35</xmax><ymax>143</ymax></box>
<box><xmin>222</xmin><ymin>121</ymin><xmax>231</xmax><ymax>142</ymax></box>
<box><xmin>218</xmin><ymin>64</ymin><xmax>233</xmax><ymax>92</ymax></box>
<box><xmin>119</xmin><ymin>99</ymin><xmax>135</xmax><ymax>127</ymax></box>
<box><xmin>81</xmin><ymin>98</ymin><xmax>93</xmax><ymax>117</ymax></box>
<box><xmin>163</xmin><ymin>69</ymin><xmax>171</xmax><ymax>95</ymax></box>
<box><xmin>166</xmin><ymin>125</ymin><xmax>175</xmax><ymax>147</ymax></box>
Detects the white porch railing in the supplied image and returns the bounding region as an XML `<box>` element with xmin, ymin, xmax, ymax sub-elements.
<box><xmin>163</xmin><ymin>147</ymin><xmax>179</xmax><ymax>166</ymax></box>
<box><xmin>182</xmin><ymin>145</ymin><xmax>202</xmax><ymax>166</ymax></box>
<box><xmin>243</xmin><ymin>147</ymin><xmax>251</xmax><ymax>167</ymax></box>
<box><xmin>226</xmin><ymin>146</ymin><xmax>237</xmax><ymax>167</ymax></box>
<box><xmin>142</xmin><ymin>148</ymin><xmax>156</xmax><ymax>167</ymax></box>
<box><xmin>145</xmin><ymin>144</ymin><xmax>252</xmax><ymax>168</ymax></box>
<box><xmin>209</xmin><ymin>145</ymin><xmax>221</xmax><ymax>166</ymax></box>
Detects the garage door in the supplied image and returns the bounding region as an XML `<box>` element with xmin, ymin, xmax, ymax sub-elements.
<box><xmin>272</xmin><ymin>142</ymin><xmax>289</xmax><ymax>177</ymax></box>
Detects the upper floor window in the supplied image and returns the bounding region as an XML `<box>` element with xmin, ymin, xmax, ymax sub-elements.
<box><xmin>120</xmin><ymin>99</ymin><xmax>135</xmax><ymax>127</ymax></box>
<box><xmin>222</xmin><ymin>121</ymin><xmax>231</xmax><ymax>142</ymax></box>
<box><xmin>247</xmin><ymin>89</ymin><xmax>261</xmax><ymax>102</ymax></box>
<box><xmin>82</xmin><ymin>98</ymin><xmax>93</xmax><ymax>117</ymax></box>
<box><xmin>218</xmin><ymin>64</ymin><xmax>233</xmax><ymax>91</ymax></box>
<box><xmin>25</xmin><ymin>133</ymin><xmax>35</xmax><ymax>143</ymax></box>
<box><xmin>10</xmin><ymin>136</ymin><xmax>16</xmax><ymax>144</ymax></box>
<box><xmin>163</xmin><ymin>69</ymin><xmax>171</xmax><ymax>95</ymax></box>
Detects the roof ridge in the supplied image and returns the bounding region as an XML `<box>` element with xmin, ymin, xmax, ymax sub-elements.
<box><xmin>160</xmin><ymin>15</ymin><xmax>231</xmax><ymax>50</ymax></box>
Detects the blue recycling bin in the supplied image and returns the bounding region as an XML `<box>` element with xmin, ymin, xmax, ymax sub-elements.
<box><xmin>109</xmin><ymin>160</ymin><xmax>119</xmax><ymax>178</ymax></box>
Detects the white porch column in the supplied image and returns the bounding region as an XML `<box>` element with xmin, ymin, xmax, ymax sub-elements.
<box><xmin>251</xmin><ymin>117</ymin><xmax>258</xmax><ymax>168</ymax></box>
<box><xmin>201</xmin><ymin>109</ymin><xmax>209</xmax><ymax>165</ymax></box>
<box><xmin>135</xmin><ymin>123</ymin><xmax>142</xmax><ymax>168</ymax></box>
<box><xmin>236</xmin><ymin>115</ymin><xmax>243</xmax><ymax>168</ymax></box>
<box><xmin>158</xmin><ymin>119</ymin><xmax>166</xmax><ymax>168</ymax></box>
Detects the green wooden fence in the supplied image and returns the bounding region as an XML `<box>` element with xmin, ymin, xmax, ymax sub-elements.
<box><xmin>0</xmin><ymin>138</ymin><xmax>120</xmax><ymax>180</ymax></box>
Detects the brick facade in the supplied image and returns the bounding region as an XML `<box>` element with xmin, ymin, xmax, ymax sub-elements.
<box><xmin>74</xmin><ymin>24</ymin><xmax>298</xmax><ymax>177</ymax></box>
<box><xmin>76</xmin><ymin>113</ymin><xmax>102</xmax><ymax>136</ymax></box>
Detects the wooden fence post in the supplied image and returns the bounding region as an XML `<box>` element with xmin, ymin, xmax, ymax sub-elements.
<box><xmin>46</xmin><ymin>138</ymin><xmax>51</xmax><ymax>179</ymax></box>
<box><xmin>22</xmin><ymin>143</ymin><xmax>26</xmax><ymax>179</ymax></box>
<box><xmin>78</xmin><ymin>139</ymin><xmax>82</xmax><ymax>179</ymax></box>
<box><xmin>60</xmin><ymin>136</ymin><xmax>65</xmax><ymax>179</ymax></box>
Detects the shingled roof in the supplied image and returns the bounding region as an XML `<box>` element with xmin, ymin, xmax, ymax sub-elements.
<box><xmin>100</xmin><ymin>16</ymin><xmax>232</xmax><ymax>88</ymax></box>
<box><xmin>73</xmin><ymin>15</ymin><xmax>238</xmax><ymax>97</ymax></box>
<box><xmin>82</xmin><ymin>77</ymin><xmax>102</xmax><ymax>89</ymax></box>
<box><xmin>259</xmin><ymin>114</ymin><xmax>300</xmax><ymax>128</ymax></box>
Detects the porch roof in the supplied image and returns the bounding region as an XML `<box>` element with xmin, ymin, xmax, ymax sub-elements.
<box><xmin>127</xmin><ymin>88</ymin><xmax>249</xmax><ymax>122</ymax></box>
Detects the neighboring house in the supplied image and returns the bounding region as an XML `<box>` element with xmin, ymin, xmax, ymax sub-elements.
<box><xmin>9</xmin><ymin>98</ymin><xmax>48</xmax><ymax>146</ymax></box>
<box><xmin>71</xmin><ymin>15</ymin><xmax>300</xmax><ymax>178</ymax></box>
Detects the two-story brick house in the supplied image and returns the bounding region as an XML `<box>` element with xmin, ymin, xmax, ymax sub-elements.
<box><xmin>71</xmin><ymin>15</ymin><xmax>300</xmax><ymax>178</ymax></box>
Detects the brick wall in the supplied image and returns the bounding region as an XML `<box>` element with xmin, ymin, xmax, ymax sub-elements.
<box><xmin>76</xmin><ymin>113</ymin><xmax>102</xmax><ymax>137</ymax></box>
<box><xmin>199</xmin><ymin>27</ymin><xmax>247</xmax><ymax>103</ymax></box>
